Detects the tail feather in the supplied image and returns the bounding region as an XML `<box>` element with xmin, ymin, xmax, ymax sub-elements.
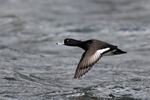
<box><xmin>113</xmin><ymin>48</ymin><xmax>127</xmax><ymax>55</ymax></box>
<box><xmin>102</xmin><ymin>47</ymin><xmax>126</xmax><ymax>56</ymax></box>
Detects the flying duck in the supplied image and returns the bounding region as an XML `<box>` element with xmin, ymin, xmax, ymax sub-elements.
<box><xmin>57</xmin><ymin>38</ymin><xmax>126</xmax><ymax>78</ymax></box>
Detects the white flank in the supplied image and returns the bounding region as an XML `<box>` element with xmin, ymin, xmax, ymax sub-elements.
<box><xmin>97</xmin><ymin>48</ymin><xmax>110</xmax><ymax>54</ymax></box>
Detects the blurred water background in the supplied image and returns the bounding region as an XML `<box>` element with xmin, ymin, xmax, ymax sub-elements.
<box><xmin>0</xmin><ymin>0</ymin><xmax>150</xmax><ymax>100</ymax></box>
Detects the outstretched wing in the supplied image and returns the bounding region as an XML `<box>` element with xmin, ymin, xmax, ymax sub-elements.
<box><xmin>74</xmin><ymin>47</ymin><xmax>110</xmax><ymax>78</ymax></box>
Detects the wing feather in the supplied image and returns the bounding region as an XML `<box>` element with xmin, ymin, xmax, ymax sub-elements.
<box><xmin>74</xmin><ymin>50</ymin><xmax>101</xmax><ymax>78</ymax></box>
<box><xmin>74</xmin><ymin>47</ymin><xmax>110</xmax><ymax>78</ymax></box>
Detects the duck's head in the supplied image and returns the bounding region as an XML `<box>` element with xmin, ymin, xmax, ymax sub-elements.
<box><xmin>56</xmin><ymin>38</ymin><xmax>82</xmax><ymax>46</ymax></box>
<box><xmin>64</xmin><ymin>38</ymin><xmax>81</xmax><ymax>46</ymax></box>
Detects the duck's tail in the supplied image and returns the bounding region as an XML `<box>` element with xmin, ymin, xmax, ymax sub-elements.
<box><xmin>102</xmin><ymin>46</ymin><xmax>127</xmax><ymax>56</ymax></box>
<box><xmin>113</xmin><ymin>48</ymin><xmax>127</xmax><ymax>55</ymax></box>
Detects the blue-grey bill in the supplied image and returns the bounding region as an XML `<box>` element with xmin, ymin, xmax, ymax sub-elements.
<box><xmin>56</xmin><ymin>42</ymin><xmax>64</xmax><ymax>45</ymax></box>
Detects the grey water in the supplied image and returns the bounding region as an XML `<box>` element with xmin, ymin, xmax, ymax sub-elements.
<box><xmin>0</xmin><ymin>0</ymin><xmax>150</xmax><ymax>100</ymax></box>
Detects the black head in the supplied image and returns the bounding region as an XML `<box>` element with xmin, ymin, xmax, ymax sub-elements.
<box><xmin>64</xmin><ymin>38</ymin><xmax>81</xmax><ymax>46</ymax></box>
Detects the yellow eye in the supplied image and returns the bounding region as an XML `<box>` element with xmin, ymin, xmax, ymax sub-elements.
<box><xmin>67</xmin><ymin>39</ymin><xmax>70</xmax><ymax>42</ymax></box>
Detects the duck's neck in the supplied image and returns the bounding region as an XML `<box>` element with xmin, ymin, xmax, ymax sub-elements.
<box><xmin>77</xmin><ymin>41</ymin><xmax>88</xmax><ymax>50</ymax></box>
<box><xmin>67</xmin><ymin>39</ymin><xmax>89</xmax><ymax>50</ymax></box>
<box><xmin>69</xmin><ymin>40</ymin><xmax>86</xmax><ymax>50</ymax></box>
